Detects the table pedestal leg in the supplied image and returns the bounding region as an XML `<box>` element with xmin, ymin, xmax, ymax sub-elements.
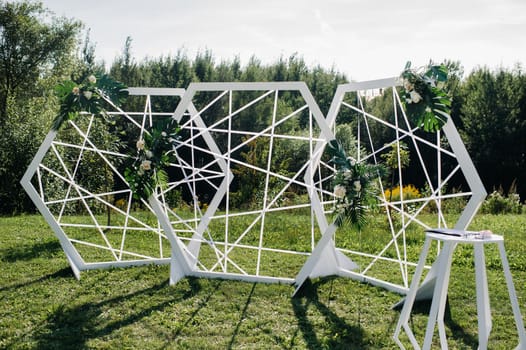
<box><xmin>497</xmin><ymin>242</ymin><xmax>526</xmax><ymax>350</ymax></box>
<box><xmin>394</xmin><ymin>237</ymin><xmax>432</xmax><ymax>349</ymax></box>
<box><xmin>394</xmin><ymin>234</ymin><xmax>526</xmax><ymax>350</ymax></box>
<box><xmin>474</xmin><ymin>243</ymin><xmax>491</xmax><ymax>350</ymax></box>
<box><xmin>422</xmin><ymin>242</ymin><xmax>455</xmax><ymax>350</ymax></box>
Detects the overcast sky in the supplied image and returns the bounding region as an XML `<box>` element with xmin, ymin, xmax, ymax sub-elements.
<box><xmin>41</xmin><ymin>0</ymin><xmax>526</xmax><ymax>81</ymax></box>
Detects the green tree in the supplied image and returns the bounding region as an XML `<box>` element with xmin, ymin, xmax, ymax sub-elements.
<box><xmin>335</xmin><ymin>123</ymin><xmax>363</xmax><ymax>159</ymax></box>
<box><xmin>75</xmin><ymin>29</ymin><xmax>105</xmax><ymax>81</ymax></box>
<box><xmin>193</xmin><ymin>50</ymin><xmax>215</xmax><ymax>82</ymax></box>
<box><xmin>457</xmin><ymin>66</ymin><xmax>526</xmax><ymax>198</ymax></box>
<box><xmin>306</xmin><ymin>65</ymin><xmax>347</xmax><ymax>116</ymax></box>
<box><xmin>363</xmin><ymin>87</ymin><xmax>397</xmax><ymax>146</ymax></box>
<box><xmin>381</xmin><ymin>141</ymin><xmax>411</xmax><ymax>204</ymax></box>
<box><xmin>0</xmin><ymin>0</ymin><xmax>80</xmax><ymax>124</ymax></box>
<box><xmin>109</xmin><ymin>36</ymin><xmax>143</xmax><ymax>86</ymax></box>
<box><xmin>0</xmin><ymin>0</ymin><xmax>80</xmax><ymax>214</ymax></box>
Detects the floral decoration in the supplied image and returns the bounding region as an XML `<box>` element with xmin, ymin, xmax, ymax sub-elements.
<box><xmin>52</xmin><ymin>74</ymin><xmax>128</xmax><ymax>131</ymax></box>
<box><xmin>124</xmin><ymin>118</ymin><xmax>180</xmax><ymax>200</ymax></box>
<box><xmin>400</xmin><ymin>61</ymin><xmax>451</xmax><ymax>132</ymax></box>
<box><xmin>328</xmin><ymin>139</ymin><xmax>385</xmax><ymax>229</ymax></box>
<box><xmin>52</xmin><ymin>73</ymin><xmax>180</xmax><ymax>201</ymax></box>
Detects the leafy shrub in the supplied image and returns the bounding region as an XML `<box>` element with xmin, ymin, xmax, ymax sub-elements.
<box><xmin>480</xmin><ymin>190</ymin><xmax>523</xmax><ymax>214</ymax></box>
<box><xmin>0</xmin><ymin>96</ymin><xmax>55</xmax><ymax>214</ymax></box>
<box><xmin>164</xmin><ymin>188</ymin><xmax>183</xmax><ymax>209</ymax></box>
<box><xmin>419</xmin><ymin>184</ymin><xmax>467</xmax><ymax>214</ymax></box>
<box><xmin>440</xmin><ymin>194</ymin><xmax>468</xmax><ymax>214</ymax></box>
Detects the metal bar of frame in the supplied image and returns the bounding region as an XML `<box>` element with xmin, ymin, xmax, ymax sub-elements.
<box><xmin>294</xmin><ymin>78</ymin><xmax>486</xmax><ymax>296</ymax></box>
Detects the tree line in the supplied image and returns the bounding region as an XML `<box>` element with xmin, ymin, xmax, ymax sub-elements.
<box><xmin>1</xmin><ymin>0</ymin><xmax>525</xmax><ymax>214</ymax></box>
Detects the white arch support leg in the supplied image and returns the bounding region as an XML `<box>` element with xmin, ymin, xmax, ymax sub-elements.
<box><xmin>293</xmin><ymin>223</ymin><xmax>358</xmax><ymax>296</ymax></box>
<box><xmin>148</xmin><ymin>196</ymin><xmax>192</xmax><ymax>285</ymax></box>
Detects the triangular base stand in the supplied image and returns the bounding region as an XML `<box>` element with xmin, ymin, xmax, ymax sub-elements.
<box><xmin>293</xmin><ymin>223</ymin><xmax>358</xmax><ymax>297</ymax></box>
<box><xmin>309</xmin><ymin>242</ymin><xmax>359</xmax><ymax>278</ymax></box>
<box><xmin>149</xmin><ymin>196</ymin><xmax>192</xmax><ymax>285</ymax></box>
<box><xmin>392</xmin><ymin>240</ymin><xmax>457</xmax><ymax>309</ymax></box>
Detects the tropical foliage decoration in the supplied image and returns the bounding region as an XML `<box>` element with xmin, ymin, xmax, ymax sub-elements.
<box><xmin>328</xmin><ymin>139</ymin><xmax>385</xmax><ymax>229</ymax></box>
<box><xmin>400</xmin><ymin>61</ymin><xmax>451</xmax><ymax>132</ymax></box>
<box><xmin>124</xmin><ymin>118</ymin><xmax>180</xmax><ymax>200</ymax></box>
<box><xmin>52</xmin><ymin>74</ymin><xmax>128</xmax><ymax>131</ymax></box>
<box><xmin>52</xmin><ymin>73</ymin><xmax>180</xmax><ymax>201</ymax></box>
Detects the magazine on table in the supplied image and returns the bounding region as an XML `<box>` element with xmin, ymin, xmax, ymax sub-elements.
<box><xmin>426</xmin><ymin>228</ymin><xmax>476</xmax><ymax>237</ymax></box>
<box><xmin>426</xmin><ymin>228</ymin><xmax>493</xmax><ymax>239</ymax></box>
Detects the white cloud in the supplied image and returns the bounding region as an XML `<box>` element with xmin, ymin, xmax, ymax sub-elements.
<box><xmin>42</xmin><ymin>0</ymin><xmax>526</xmax><ymax>80</ymax></box>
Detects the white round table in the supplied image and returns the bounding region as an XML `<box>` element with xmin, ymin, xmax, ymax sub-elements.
<box><xmin>393</xmin><ymin>232</ymin><xmax>526</xmax><ymax>350</ymax></box>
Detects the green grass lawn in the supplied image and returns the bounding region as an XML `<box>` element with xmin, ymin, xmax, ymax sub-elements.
<box><xmin>1</xmin><ymin>213</ymin><xmax>525</xmax><ymax>349</ymax></box>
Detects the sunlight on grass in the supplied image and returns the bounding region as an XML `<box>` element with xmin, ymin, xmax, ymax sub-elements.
<box><xmin>0</xmin><ymin>213</ymin><xmax>525</xmax><ymax>349</ymax></box>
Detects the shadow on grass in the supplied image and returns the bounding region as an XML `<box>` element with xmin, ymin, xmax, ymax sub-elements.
<box><xmin>0</xmin><ymin>240</ymin><xmax>62</xmax><ymax>262</ymax></box>
<box><xmin>0</xmin><ymin>267</ymin><xmax>73</xmax><ymax>292</ymax></box>
<box><xmin>291</xmin><ymin>278</ymin><xmax>366</xmax><ymax>349</ymax></box>
<box><xmin>394</xmin><ymin>298</ymin><xmax>479</xmax><ymax>348</ymax></box>
<box><xmin>33</xmin><ymin>276</ymin><xmax>213</xmax><ymax>350</ymax></box>
<box><xmin>170</xmin><ymin>278</ymin><xmax>222</xmax><ymax>339</ymax></box>
<box><xmin>227</xmin><ymin>283</ymin><xmax>256</xmax><ymax>349</ymax></box>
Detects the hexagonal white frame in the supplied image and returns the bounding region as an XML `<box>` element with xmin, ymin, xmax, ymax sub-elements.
<box><xmin>22</xmin><ymin>77</ymin><xmax>486</xmax><ymax>299</ymax></box>
<box><xmin>20</xmin><ymin>87</ymin><xmax>229</xmax><ymax>279</ymax></box>
<box><xmin>294</xmin><ymin>77</ymin><xmax>487</xmax><ymax>296</ymax></box>
<box><xmin>152</xmin><ymin>81</ymin><xmax>355</xmax><ymax>285</ymax></box>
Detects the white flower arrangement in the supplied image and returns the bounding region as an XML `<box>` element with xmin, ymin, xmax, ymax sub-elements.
<box><xmin>328</xmin><ymin>139</ymin><xmax>385</xmax><ymax>229</ymax></box>
<box><xmin>52</xmin><ymin>73</ymin><xmax>179</xmax><ymax>201</ymax></box>
<box><xmin>52</xmin><ymin>74</ymin><xmax>128</xmax><ymax>132</ymax></box>
<box><xmin>83</xmin><ymin>90</ymin><xmax>93</xmax><ymax>100</ymax></box>
<box><xmin>124</xmin><ymin>118</ymin><xmax>180</xmax><ymax>200</ymax></box>
<box><xmin>400</xmin><ymin>61</ymin><xmax>452</xmax><ymax>132</ymax></box>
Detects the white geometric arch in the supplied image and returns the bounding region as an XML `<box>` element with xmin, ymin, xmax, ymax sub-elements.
<box><xmin>20</xmin><ymin>87</ymin><xmax>227</xmax><ymax>279</ymax></box>
<box><xmin>22</xmin><ymin>78</ymin><xmax>485</xmax><ymax>299</ymax></box>
<box><xmin>152</xmin><ymin>81</ymin><xmax>353</xmax><ymax>285</ymax></box>
<box><xmin>294</xmin><ymin>77</ymin><xmax>486</xmax><ymax>295</ymax></box>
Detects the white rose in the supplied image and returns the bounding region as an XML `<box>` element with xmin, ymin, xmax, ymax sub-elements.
<box><xmin>145</xmin><ymin>150</ymin><xmax>153</xmax><ymax>159</ymax></box>
<box><xmin>72</xmin><ymin>86</ymin><xmax>80</xmax><ymax>95</ymax></box>
<box><xmin>353</xmin><ymin>180</ymin><xmax>362</xmax><ymax>192</ymax></box>
<box><xmin>83</xmin><ymin>90</ymin><xmax>93</xmax><ymax>100</ymax></box>
<box><xmin>140</xmin><ymin>160</ymin><xmax>152</xmax><ymax>171</ymax></box>
<box><xmin>410</xmin><ymin>90</ymin><xmax>422</xmax><ymax>103</ymax></box>
<box><xmin>403</xmin><ymin>79</ymin><xmax>413</xmax><ymax>91</ymax></box>
<box><xmin>161</xmin><ymin>131</ymin><xmax>167</xmax><ymax>137</ymax></box>
<box><xmin>88</xmin><ymin>75</ymin><xmax>97</xmax><ymax>84</ymax></box>
<box><xmin>334</xmin><ymin>185</ymin><xmax>346</xmax><ymax>198</ymax></box>
<box><xmin>136</xmin><ymin>139</ymin><xmax>145</xmax><ymax>150</ymax></box>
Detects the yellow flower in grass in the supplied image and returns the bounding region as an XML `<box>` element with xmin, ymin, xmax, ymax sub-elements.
<box><xmin>385</xmin><ymin>184</ymin><xmax>421</xmax><ymax>201</ymax></box>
